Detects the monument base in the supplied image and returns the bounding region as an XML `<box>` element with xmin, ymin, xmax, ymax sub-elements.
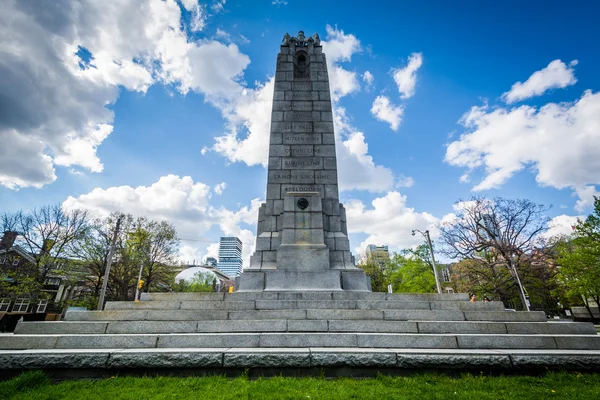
<box><xmin>235</xmin><ymin>269</ymin><xmax>371</xmax><ymax>292</ymax></box>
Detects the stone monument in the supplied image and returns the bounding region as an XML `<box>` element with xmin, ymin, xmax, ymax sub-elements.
<box><xmin>236</xmin><ymin>31</ymin><xmax>370</xmax><ymax>292</ymax></box>
<box><xmin>1</xmin><ymin>31</ymin><xmax>599</xmax><ymax>376</ymax></box>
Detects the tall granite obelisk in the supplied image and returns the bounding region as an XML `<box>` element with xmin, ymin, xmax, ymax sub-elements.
<box><xmin>236</xmin><ymin>31</ymin><xmax>371</xmax><ymax>292</ymax></box>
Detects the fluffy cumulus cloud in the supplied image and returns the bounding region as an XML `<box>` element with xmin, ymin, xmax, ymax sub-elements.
<box><xmin>62</xmin><ymin>174</ymin><xmax>259</xmax><ymax>266</ymax></box>
<box><xmin>391</xmin><ymin>52</ymin><xmax>423</xmax><ymax>99</ymax></box>
<box><xmin>213</xmin><ymin>182</ymin><xmax>227</xmax><ymax>195</ymax></box>
<box><xmin>334</xmin><ymin>107</ymin><xmax>396</xmax><ymax>192</ymax></box>
<box><xmin>539</xmin><ymin>214</ymin><xmax>580</xmax><ymax>241</ymax></box>
<box><xmin>321</xmin><ymin>25</ymin><xmax>362</xmax><ymax>101</ymax></box>
<box><xmin>345</xmin><ymin>191</ymin><xmax>439</xmax><ymax>255</ymax></box>
<box><xmin>211</xmin><ymin>78</ymin><xmax>275</xmax><ymax>167</ymax></box>
<box><xmin>445</xmin><ymin>88</ymin><xmax>600</xmax><ymax>211</ymax></box>
<box><xmin>370</xmin><ymin>95</ymin><xmax>404</xmax><ymax>131</ymax></box>
<box><xmin>0</xmin><ymin>0</ymin><xmax>250</xmax><ymax>189</ymax></box>
<box><xmin>501</xmin><ymin>59</ymin><xmax>578</xmax><ymax>104</ymax></box>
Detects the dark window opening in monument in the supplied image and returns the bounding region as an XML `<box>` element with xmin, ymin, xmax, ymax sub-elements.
<box><xmin>294</xmin><ymin>53</ymin><xmax>309</xmax><ymax>78</ymax></box>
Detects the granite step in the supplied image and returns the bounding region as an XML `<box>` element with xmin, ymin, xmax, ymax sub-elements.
<box><xmin>13</xmin><ymin>320</ymin><xmax>597</xmax><ymax>335</ymax></box>
<box><xmin>140</xmin><ymin>292</ymin><xmax>470</xmax><ymax>302</ymax></box>
<box><xmin>1</xmin><ymin>348</ymin><xmax>600</xmax><ymax>373</ymax></box>
<box><xmin>63</xmin><ymin>309</ymin><xmax>548</xmax><ymax>322</ymax></box>
<box><xmin>1</xmin><ymin>333</ymin><xmax>599</xmax><ymax>350</ymax></box>
<box><xmin>104</xmin><ymin>299</ymin><xmax>505</xmax><ymax>311</ymax></box>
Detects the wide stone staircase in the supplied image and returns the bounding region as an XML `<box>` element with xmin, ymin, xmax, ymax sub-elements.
<box><xmin>1</xmin><ymin>291</ymin><xmax>599</xmax><ymax>376</ymax></box>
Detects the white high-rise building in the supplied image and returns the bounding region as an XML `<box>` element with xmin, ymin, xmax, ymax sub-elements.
<box><xmin>217</xmin><ymin>237</ymin><xmax>243</xmax><ymax>277</ymax></box>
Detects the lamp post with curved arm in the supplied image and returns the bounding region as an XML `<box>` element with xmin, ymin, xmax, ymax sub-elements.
<box><xmin>412</xmin><ymin>229</ymin><xmax>442</xmax><ymax>294</ymax></box>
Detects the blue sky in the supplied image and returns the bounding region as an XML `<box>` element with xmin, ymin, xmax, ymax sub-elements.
<box><xmin>1</xmin><ymin>0</ymin><xmax>599</xmax><ymax>265</ymax></box>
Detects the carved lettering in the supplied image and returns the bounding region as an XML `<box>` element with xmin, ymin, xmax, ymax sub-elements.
<box><xmin>285</xmin><ymin>147</ymin><xmax>313</xmax><ymax>155</ymax></box>
<box><xmin>291</xmin><ymin>123</ymin><xmax>312</xmax><ymax>132</ymax></box>
<box><xmin>293</xmin><ymin>102</ymin><xmax>312</xmax><ymax>111</ymax></box>
<box><xmin>283</xmin><ymin>134</ymin><xmax>321</xmax><ymax>144</ymax></box>
<box><xmin>283</xmin><ymin>186</ymin><xmax>321</xmax><ymax>192</ymax></box>
<box><xmin>292</xmin><ymin>92</ymin><xmax>311</xmax><ymax>100</ymax></box>
<box><xmin>291</xmin><ymin>112</ymin><xmax>312</xmax><ymax>120</ymax></box>
<box><xmin>272</xmin><ymin>173</ymin><xmax>314</xmax><ymax>180</ymax></box>
<box><xmin>284</xmin><ymin>159</ymin><xmax>321</xmax><ymax>168</ymax></box>
<box><xmin>293</xmin><ymin>83</ymin><xmax>311</xmax><ymax>91</ymax></box>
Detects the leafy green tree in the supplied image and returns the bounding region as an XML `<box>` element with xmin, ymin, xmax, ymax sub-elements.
<box><xmin>556</xmin><ymin>197</ymin><xmax>600</xmax><ymax>315</ymax></box>
<box><xmin>439</xmin><ymin>197</ymin><xmax>555</xmax><ymax>310</ymax></box>
<box><xmin>1</xmin><ymin>205</ymin><xmax>91</xmax><ymax>300</ymax></box>
<box><xmin>70</xmin><ymin>213</ymin><xmax>180</xmax><ymax>303</ymax></box>
<box><xmin>386</xmin><ymin>246</ymin><xmax>436</xmax><ymax>293</ymax></box>
<box><xmin>357</xmin><ymin>257</ymin><xmax>387</xmax><ymax>292</ymax></box>
<box><xmin>173</xmin><ymin>272</ymin><xmax>216</xmax><ymax>293</ymax></box>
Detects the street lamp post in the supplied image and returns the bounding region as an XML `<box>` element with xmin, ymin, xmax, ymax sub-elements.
<box><xmin>97</xmin><ymin>215</ymin><xmax>123</xmax><ymax>310</ymax></box>
<box><xmin>510</xmin><ymin>254</ymin><xmax>530</xmax><ymax>312</ymax></box>
<box><xmin>412</xmin><ymin>229</ymin><xmax>442</xmax><ymax>294</ymax></box>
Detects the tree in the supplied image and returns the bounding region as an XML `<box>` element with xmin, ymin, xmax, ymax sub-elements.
<box><xmin>439</xmin><ymin>197</ymin><xmax>554</xmax><ymax>309</ymax></box>
<box><xmin>173</xmin><ymin>272</ymin><xmax>216</xmax><ymax>293</ymax></box>
<box><xmin>130</xmin><ymin>219</ymin><xmax>179</xmax><ymax>293</ymax></box>
<box><xmin>450</xmin><ymin>257</ymin><xmax>517</xmax><ymax>303</ymax></box>
<box><xmin>556</xmin><ymin>197</ymin><xmax>600</xmax><ymax>315</ymax></box>
<box><xmin>386</xmin><ymin>246</ymin><xmax>436</xmax><ymax>293</ymax></box>
<box><xmin>1</xmin><ymin>205</ymin><xmax>91</xmax><ymax>299</ymax></box>
<box><xmin>69</xmin><ymin>214</ymin><xmax>121</xmax><ymax>300</ymax></box>
<box><xmin>69</xmin><ymin>213</ymin><xmax>180</xmax><ymax>304</ymax></box>
<box><xmin>357</xmin><ymin>254</ymin><xmax>386</xmax><ymax>292</ymax></box>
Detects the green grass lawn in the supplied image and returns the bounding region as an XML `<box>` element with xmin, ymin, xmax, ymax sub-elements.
<box><xmin>2</xmin><ymin>371</ymin><xmax>600</xmax><ymax>400</ymax></box>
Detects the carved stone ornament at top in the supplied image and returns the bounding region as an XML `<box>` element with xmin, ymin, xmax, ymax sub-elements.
<box><xmin>312</xmin><ymin>33</ymin><xmax>320</xmax><ymax>45</ymax></box>
<box><xmin>283</xmin><ymin>30</ymin><xmax>321</xmax><ymax>47</ymax></box>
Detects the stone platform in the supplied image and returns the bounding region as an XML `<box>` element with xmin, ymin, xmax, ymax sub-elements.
<box><xmin>1</xmin><ymin>291</ymin><xmax>599</xmax><ymax>377</ymax></box>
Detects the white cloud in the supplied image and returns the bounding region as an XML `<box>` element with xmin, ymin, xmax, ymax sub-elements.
<box><xmin>334</xmin><ymin>107</ymin><xmax>395</xmax><ymax>192</ymax></box>
<box><xmin>501</xmin><ymin>59</ymin><xmax>578</xmax><ymax>104</ymax></box>
<box><xmin>574</xmin><ymin>185</ymin><xmax>600</xmax><ymax>212</ymax></box>
<box><xmin>271</xmin><ymin>0</ymin><xmax>288</xmax><ymax>5</ymax></box>
<box><xmin>391</xmin><ymin>52</ymin><xmax>423</xmax><ymax>99</ymax></box>
<box><xmin>215</xmin><ymin>28</ymin><xmax>232</xmax><ymax>42</ymax></box>
<box><xmin>211</xmin><ymin>0</ymin><xmax>227</xmax><ymax>14</ymax></box>
<box><xmin>445</xmin><ymin>90</ymin><xmax>600</xmax><ymax>210</ymax></box>
<box><xmin>213</xmin><ymin>198</ymin><xmax>262</xmax><ymax>266</ymax></box>
<box><xmin>214</xmin><ymin>182</ymin><xmax>227</xmax><ymax>195</ymax></box>
<box><xmin>179</xmin><ymin>0</ymin><xmax>207</xmax><ymax>31</ymax></box>
<box><xmin>370</xmin><ymin>95</ymin><xmax>404</xmax><ymax>131</ymax></box>
<box><xmin>345</xmin><ymin>191</ymin><xmax>439</xmax><ymax>255</ymax></box>
<box><xmin>0</xmin><ymin>0</ymin><xmax>251</xmax><ymax>190</ymax></box>
<box><xmin>62</xmin><ymin>174</ymin><xmax>259</xmax><ymax>266</ymax></box>
<box><xmin>362</xmin><ymin>71</ymin><xmax>374</xmax><ymax>92</ymax></box>
<box><xmin>396</xmin><ymin>176</ymin><xmax>415</xmax><ymax>188</ymax></box>
<box><xmin>322</xmin><ymin>25</ymin><xmax>362</xmax><ymax>101</ymax></box>
<box><xmin>322</xmin><ymin>25</ymin><xmax>361</xmax><ymax>64</ymax></box>
<box><xmin>212</xmin><ymin>78</ymin><xmax>275</xmax><ymax>167</ymax></box>
<box><xmin>539</xmin><ymin>214</ymin><xmax>580</xmax><ymax>241</ymax></box>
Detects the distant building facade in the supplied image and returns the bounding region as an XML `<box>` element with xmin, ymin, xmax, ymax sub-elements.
<box><xmin>1</xmin><ymin>231</ymin><xmax>89</xmax><ymax>330</ymax></box>
<box><xmin>366</xmin><ymin>244</ymin><xmax>390</xmax><ymax>270</ymax></box>
<box><xmin>205</xmin><ymin>257</ymin><xmax>217</xmax><ymax>267</ymax></box>
<box><xmin>217</xmin><ymin>237</ymin><xmax>243</xmax><ymax>277</ymax></box>
<box><xmin>437</xmin><ymin>264</ymin><xmax>454</xmax><ymax>293</ymax></box>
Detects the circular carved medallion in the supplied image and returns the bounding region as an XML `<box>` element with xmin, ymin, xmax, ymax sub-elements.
<box><xmin>297</xmin><ymin>198</ymin><xmax>309</xmax><ymax>210</ymax></box>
